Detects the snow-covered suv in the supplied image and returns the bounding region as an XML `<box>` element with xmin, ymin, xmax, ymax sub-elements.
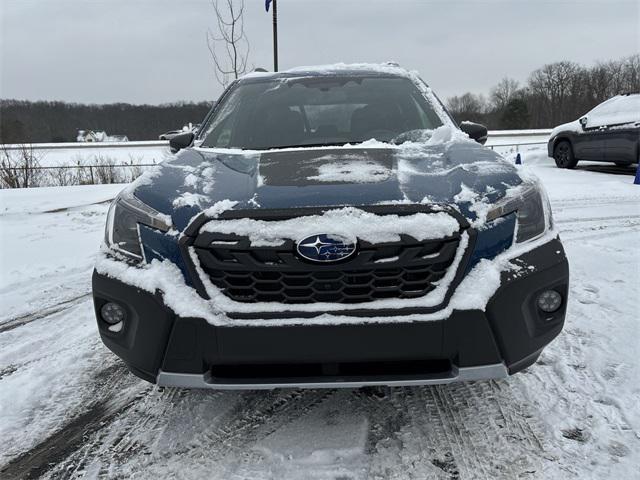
<box><xmin>93</xmin><ymin>64</ymin><xmax>569</xmax><ymax>389</ymax></box>
<box><xmin>549</xmin><ymin>94</ymin><xmax>640</xmax><ymax>168</ymax></box>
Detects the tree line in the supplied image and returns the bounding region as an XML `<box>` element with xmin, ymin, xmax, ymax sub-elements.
<box><xmin>446</xmin><ymin>54</ymin><xmax>640</xmax><ymax>129</ymax></box>
<box><xmin>1</xmin><ymin>54</ymin><xmax>638</xmax><ymax>144</ymax></box>
<box><xmin>0</xmin><ymin>101</ymin><xmax>212</xmax><ymax>144</ymax></box>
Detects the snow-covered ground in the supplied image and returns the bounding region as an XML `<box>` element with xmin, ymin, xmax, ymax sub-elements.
<box><xmin>16</xmin><ymin>143</ymin><xmax>170</xmax><ymax>168</ymax></box>
<box><xmin>0</xmin><ymin>149</ymin><xmax>639</xmax><ymax>479</ymax></box>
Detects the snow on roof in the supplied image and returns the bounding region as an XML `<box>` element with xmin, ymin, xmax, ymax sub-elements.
<box><xmin>240</xmin><ymin>62</ymin><xmax>413</xmax><ymax>81</ymax></box>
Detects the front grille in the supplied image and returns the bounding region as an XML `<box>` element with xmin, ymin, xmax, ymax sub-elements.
<box><xmin>193</xmin><ymin>230</ymin><xmax>461</xmax><ymax>304</ymax></box>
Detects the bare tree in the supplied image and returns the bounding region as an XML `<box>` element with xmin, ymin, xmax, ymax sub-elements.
<box><xmin>52</xmin><ymin>163</ymin><xmax>79</xmax><ymax>187</ymax></box>
<box><xmin>620</xmin><ymin>54</ymin><xmax>640</xmax><ymax>93</ymax></box>
<box><xmin>490</xmin><ymin>78</ymin><xmax>520</xmax><ymax>111</ymax></box>
<box><xmin>207</xmin><ymin>0</ymin><xmax>250</xmax><ymax>88</ymax></box>
<box><xmin>446</xmin><ymin>93</ymin><xmax>488</xmax><ymax>123</ymax></box>
<box><xmin>0</xmin><ymin>144</ymin><xmax>43</xmax><ymax>188</ymax></box>
<box><xmin>527</xmin><ymin>61</ymin><xmax>587</xmax><ymax>126</ymax></box>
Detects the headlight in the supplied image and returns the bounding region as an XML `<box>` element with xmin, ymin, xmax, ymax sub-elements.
<box><xmin>487</xmin><ymin>181</ymin><xmax>552</xmax><ymax>243</ymax></box>
<box><xmin>104</xmin><ymin>188</ymin><xmax>172</xmax><ymax>261</ymax></box>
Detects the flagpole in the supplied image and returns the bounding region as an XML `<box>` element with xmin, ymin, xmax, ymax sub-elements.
<box><xmin>272</xmin><ymin>0</ymin><xmax>278</xmax><ymax>71</ymax></box>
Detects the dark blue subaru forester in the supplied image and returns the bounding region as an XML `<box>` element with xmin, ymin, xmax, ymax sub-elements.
<box><xmin>93</xmin><ymin>64</ymin><xmax>569</xmax><ymax>389</ymax></box>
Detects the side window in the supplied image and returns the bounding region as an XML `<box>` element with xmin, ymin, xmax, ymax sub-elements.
<box><xmin>586</xmin><ymin>102</ymin><xmax>608</xmax><ymax>128</ymax></box>
<box><xmin>200</xmin><ymin>86</ymin><xmax>241</xmax><ymax>147</ymax></box>
<box><xmin>209</xmin><ymin>116</ymin><xmax>234</xmax><ymax>147</ymax></box>
<box><xmin>586</xmin><ymin>96</ymin><xmax>640</xmax><ymax>128</ymax></box>
<box><xmin>411</xmin><ymin>95</ymin><xmax>432</xmax><ymax>129</ymax></box>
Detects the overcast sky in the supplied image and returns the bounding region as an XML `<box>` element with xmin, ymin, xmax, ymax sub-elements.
<box><xmin>1</xmin><ymin>0</ymin><xmax>638</xmax><ymax>105</ymax></box>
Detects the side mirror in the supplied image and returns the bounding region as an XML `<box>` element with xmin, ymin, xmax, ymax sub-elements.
<box><xmin>169</xmin><ymin>132</ymin><xmax>195</xmax><ymax>153</ymax></box>
<box><xmin>460</xmin><ymin>121</ymin><xmax>488</xmax><ymax>145</ymax></box>
<box><xmin>579</xmin><ymin>116</ymin><xmax>588</xmax><ymax>129</ymax></box>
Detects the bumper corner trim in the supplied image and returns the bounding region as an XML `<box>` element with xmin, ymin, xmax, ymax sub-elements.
<box><xmin>156</xmin><ymin>362</ymin><xmax>508</xmax><ymax>390</ymax></box>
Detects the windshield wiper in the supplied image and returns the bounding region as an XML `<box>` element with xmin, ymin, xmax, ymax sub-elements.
<box><xmin>268</xmin><ymin>141</ymin><xmax>352</xmax><ymax>150</ymax></box>
<box><xmin>200</xmin><ymin>141</ymin><xmax>372</xmax><ymax>150</ymax></box>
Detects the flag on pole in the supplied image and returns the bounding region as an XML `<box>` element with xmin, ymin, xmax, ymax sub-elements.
<box><xmin>265</xmin><ymin>0</ymin><xmax>272</xmax><ymax>12</ymax></box>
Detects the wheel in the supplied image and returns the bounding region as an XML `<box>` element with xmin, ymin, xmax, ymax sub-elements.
<box><xmin>553</xmin><ymin>140</ymin><xmax>578</xmax><ymax>169</ymax></box>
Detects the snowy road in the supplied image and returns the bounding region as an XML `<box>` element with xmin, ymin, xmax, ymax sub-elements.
<box><xmin>1</xmin><ymin>153</ymin><xmax>639</xmax><ymax>479</ymax></box>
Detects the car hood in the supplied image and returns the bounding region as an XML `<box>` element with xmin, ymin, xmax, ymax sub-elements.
<box><xmin>550</xmin><ymin>120</ymin><xmax>581</xmax><ymax>139</ymax></box>
<box><xmin>133</xmin><ymin>141</ymin><xmax>523</xmax><ymax>232</ymax></box>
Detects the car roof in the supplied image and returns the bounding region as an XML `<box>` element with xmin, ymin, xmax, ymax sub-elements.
<box><xmin>238</xmin><ymin>63</ymin><xmax>413</xmax><ymax>83</ymax></box>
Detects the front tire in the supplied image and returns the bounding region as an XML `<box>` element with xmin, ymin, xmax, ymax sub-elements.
<box><xmin>553</xmin><ymin>140</ymin><xmax>578</xmax><ymax>169</ymax></box>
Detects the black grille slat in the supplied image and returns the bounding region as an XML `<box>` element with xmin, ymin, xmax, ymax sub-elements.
<box><xmin>194</xmin><ymin>228</ymin><xmax>461</xmax><ymax>304</ymax></box>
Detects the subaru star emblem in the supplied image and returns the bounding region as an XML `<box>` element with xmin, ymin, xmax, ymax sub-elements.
<box><xmin>296</xmin><ymin>234</ymin><xmax>357</xmax><ymax>263</ymax></box>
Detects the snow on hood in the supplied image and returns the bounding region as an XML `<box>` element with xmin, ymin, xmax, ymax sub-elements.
<box><xmin>130</xmin><ymin>126</ymin><xmax>523</xmax><ymax>232</ymax></box>
<box><xmin>199</xmin><ymin>207</ymin><xmax>459</xmax><ymax>247</ymax></box>
<box><xmin>550</xmin><ymin>120</ymin><xmax>582</xmax><ymax>139</ymax></box>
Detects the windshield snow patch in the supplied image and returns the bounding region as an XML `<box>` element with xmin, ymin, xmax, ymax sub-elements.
<box><xmin>307</xmin><ymin>157</ymin><xmax>392</xmax><ymax>183</ymax></box>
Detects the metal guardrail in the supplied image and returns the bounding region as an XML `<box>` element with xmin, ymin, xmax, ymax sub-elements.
<box><xmin>488</xmin><ymin>141</ymin><xmax>547</xmax><ymax>150</ymax></box>
<box><xmin>487</xmin><ymin>129</ymin><xmax>552</xmax><ymax>138</ymax></box>
<box><xmin>22</xmin><ymin>163</ymin><xmax>158</xmax><ymax>170</ymax></box>
<box><xmin>1</xmin><ymin>141</ymin><xmax>168</xmax><ymax>151</ymax></box>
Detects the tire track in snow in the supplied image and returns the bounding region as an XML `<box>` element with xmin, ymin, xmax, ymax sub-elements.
<box><xmin>560</xmin><ymin>225</ymin><xmax>640</xmax><ymax>242</ymax></box>
<box><xmin>0</xmin><ymin>363</ymin><xmax>147</xmax><ymax>480</ymax></box>
<box><xmin>363</xmin><ymin>382</ymin><xmax>548</xmax><ymax>480</ymax></box>
<box><xmin>201</xmin><ymin>389</ymin><xmax>338</xmax><ymax>478</ymax></box>
<box><xmin>42</xmin><ymin>388</ymin><xmax>339</xmax><ymax>479</ymax></box>
<box><xmin>526</xmin><ymin>325</ymin><xmax>640</xmax><ymax>476</ymax></box>
<box><xmin>0</xmin><ymin>293</ymin><xmax>91</xmax><ymax>333</ymax></box>
<box><xmin>553</xmin><ymin>211</ymin><xmax>640</xmax><ymax>242</ymax></box>
<box><xmin>550</xmin><ymin>196</ymin><xmax>640</xmax><ymax>210</ymax></box>
<box><xmin>47</xmin><ymin>387</ymin><xmax>194</xmax><ymax>478</ymax></box>
<box><xmin>554</xmin><ymin>213</ymin><xmax>640</xmax><ymax>225</ymax></box>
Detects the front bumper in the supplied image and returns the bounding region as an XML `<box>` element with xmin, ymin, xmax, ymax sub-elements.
<box><xmin>92</xmin><ymin>238</ymin><xmax>568</xmax><ymax>389</ymax></box>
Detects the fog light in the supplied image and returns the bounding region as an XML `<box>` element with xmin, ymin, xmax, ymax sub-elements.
<box><xmin>537</xmin><ymin>290</ymin><xmax>562</xmax><ymax>313</ymax></box>
<box><xmin>100</xmin><ymin>302</ymin><xmax>126</xmax><ymax>325</ymax></box>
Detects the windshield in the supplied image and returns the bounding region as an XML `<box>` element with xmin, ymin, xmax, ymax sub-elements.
<box><xmin>199</xmin><ymin>76</ymin><xmax>445</xmax><ymax>150</ymax></box>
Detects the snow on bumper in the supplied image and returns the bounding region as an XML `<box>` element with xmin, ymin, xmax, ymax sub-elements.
<box><xmin>92</xmin><ymin>236</ymin><xmax>569</xmax><ymax>388</ymax></box>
